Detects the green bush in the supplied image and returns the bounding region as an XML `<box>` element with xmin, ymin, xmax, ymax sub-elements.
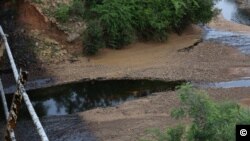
<box><xmin>141</xmin><ymin>125</ymin><xmax>184</xmax><ymax>141</ymax></box>
<box><xmin>167</xmin><ymin>125</ymin><xmax>185</xmax><ymax>141</ymax></box>
<box><xmin>81</xmin><ymin>0</ymin><xmax>215</xmax><ymax>54</ymax></box>
<box><xmin>83</xmin><ymin>20</ymin><xmax>104</xmax><ymax>55</ymax></box>
<box><xmin>69</xmin><ymin>0</ymin><xmax>85</xmax><ymax>19</ymax></box>
<box><xmin>92</xmin><ymin>0</ymin><xmax>136</xmax><ymax>49</ymax></box>
<box><xmin>54</xmin><ymin>4</ymin><xmax>70</xmax><ymax>23</ymax></box>
<box><xmin>132</xmin><ymin>0</ymin><xmax>172</xmax><ymax>41</ymax></box>
<box><xmin>84</xmin><ymin>0</ymin><xmax>103</xmax><ymax>8</ymax></box>
<box><xmin>172</xmin><ymin>84</ymin><xmax>250</xmax><ymax>141</ymax></box>
<box><xmin>143</xmin><ymin>84</ymin><xmax>250</xmax><ymax>141</ymax></box>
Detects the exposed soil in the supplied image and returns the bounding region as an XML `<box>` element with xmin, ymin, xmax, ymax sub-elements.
<box><xmin>2</xmin><ymin>1</ymin><xmax>250</xmax><ymax>141</ymax></box>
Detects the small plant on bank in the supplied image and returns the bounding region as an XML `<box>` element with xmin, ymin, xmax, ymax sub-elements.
<box><xmin>91</xmin><ymin>0</ymin><xmax>136</xmax><ymax>49</ymax></box>
<box><xmin>141</xmin><ymin>125</ymin><xmax>185</xmax><ymax>141</ymax></box>
<box><xmin>69</xmin><ymin>0</ymin><xmax>85</xmax><ymax>19</ymax></box>
<box><xmin>141</xmin><ymin>84</ymin><xmax>250</xmax><ymax>141</ymax></box>
<box><xmin>83</xmin><ymin>20</ymin><xmax>104</xmax><ymax>55</ymax></box>
<box><xmin>54</xmin><ymin>4</ymin><xmax>70</xmax><ymax>23</ymax></box>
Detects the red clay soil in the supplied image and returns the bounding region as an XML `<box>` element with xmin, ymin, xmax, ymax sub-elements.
<box><xmin>17</xmin><ymin>0</ymin><xmax>71</xmax><ymax>46</ymax></box>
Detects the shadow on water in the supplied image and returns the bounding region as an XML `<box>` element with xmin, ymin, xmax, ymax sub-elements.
<box><xmin>0</xmin><ymin>79</ymin><xmax>185</xmax><ymax>120</ymax></box>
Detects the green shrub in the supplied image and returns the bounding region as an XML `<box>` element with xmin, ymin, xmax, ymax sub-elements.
<box><xmin>81</xmin><ymin>0</ymin><xmax>215</xmax><ymax>54</ymax></box>
<box><xmin>140</xmin><ymin>125</ymin><xmax>184</xmax><ymax>141</ymax></box>
<box><xmin>84</xmin><ymin>0</ymin><xmax>103</xmax><ymax>8</ymax></box>
<box><xmin>69</xmin><ymin>0</ymin><xmax>85</xmax><ymax>19</ymax></box>
<box><xmin>143</xmin><ymin>84</ymin><xmax>250</xmax><ymax>141</ymax></box>
<box><xmin>167</xmin><ymin>125</ymin><xmax>185</xmax><ymax>141</ymax></box>
<box><xmin>132</xmin><ymin>0</ymin><xmax>172</xmax><ymax>41</ymax></box>
<box><xmin>171</xmin><ymin>84</ymin><xmax>250</xmax><ymax>141</ymax></box>
<box><xmin>188</xmin><ymin>0</ymin><xmax>215</xmax><ymax>24</ymax></box>
<box><xmin>83</xmin><ymin>20</ymin><xmax>104</xmax><ymax>55</ymax></box>
<box><xmin>54</xmin><ymin>4</ymin><xmax>70</xmax><ymax>23</ymax></box>
<box><xmin>92</xmin><ymin>0</ymin><xmax>136</xmax><ymax>49</ymax></box>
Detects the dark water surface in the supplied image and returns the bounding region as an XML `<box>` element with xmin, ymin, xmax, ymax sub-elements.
<box><xmin>0</xmin><ymin>80</ymin><xmax>184</xmax><ymax>120</ymax></box>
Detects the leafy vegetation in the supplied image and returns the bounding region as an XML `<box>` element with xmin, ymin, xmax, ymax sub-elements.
<box><xmin>54</xmin><ymin>4</ymin><xmax>70</xmax><ymax>23</ymax></box>
<box><xmin>53</xmin><ymin>0</ymin><xmax>215</xmax><ymax>55</ymax></box>
<box><xmin>83</xmin><ymin>20</ymin><xmax>104</xmax><ymax>55</ymax></box>
<box><xmin>83</xmin><ymin>0</ymin><xmax>215</xmax><ymax>55</ymax></box>
<box><xmin>54</xmin><ymin>0</ymin><xmax>86</xmax><ymax>22</ymax></box>
<box><xmin>142</xmin><ymin>125</ymin><xmax>185</xmax><ymax>141</ymax></box>
<box><xmin>91</xmin><ymin>0</ymin><xmax>135</xmax><ymax>49</ymax></box>
<box><xmin>142</xmin><ymin>84</ymin><xmax>250</xmax><ymax>141</ymax></box>
<box><xmin>69</xmin><ymin>0</ymin><xmax>85</xmax><ymax>19</ymax></box>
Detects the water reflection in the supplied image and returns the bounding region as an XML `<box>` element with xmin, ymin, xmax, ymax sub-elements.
<box><xmin>0</xmin><ymin>80</ymin><xmax>184</xmax><ymax>119</ymax></box>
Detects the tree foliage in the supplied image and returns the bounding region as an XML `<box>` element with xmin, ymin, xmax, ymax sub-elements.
<box><xmin>69</xmin><ymin>0</ymin><xmax>85</xmax><ymax>18</ymax></box>
<box><xmin>54</xmin><ymin>4</ymin><xmax>70</xmax><ymax>23</ymax></box>
<box><xmin>143</xmin><ymin>84</ymin><xmax>250</xmax><ymax>141</ymax></box>
<box><xmin>91</xmin><ymin>0</ymin><xmax>135</xmax><ymax>49</ymax></box>
<box><xmin>80</xmin><ymin>0</ymin><xmax>215</xmax><ymax>54</ymax></box>
<box><xmin>83</xmin><ymin>20</ymin><xmax>104</xmax><ymax>55</ymax></box>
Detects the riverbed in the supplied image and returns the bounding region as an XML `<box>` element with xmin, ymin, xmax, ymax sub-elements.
<box><xmin>2</xmin><ymin>0</ymin><xmax>250</xmax><ymax>141</ymax></box>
